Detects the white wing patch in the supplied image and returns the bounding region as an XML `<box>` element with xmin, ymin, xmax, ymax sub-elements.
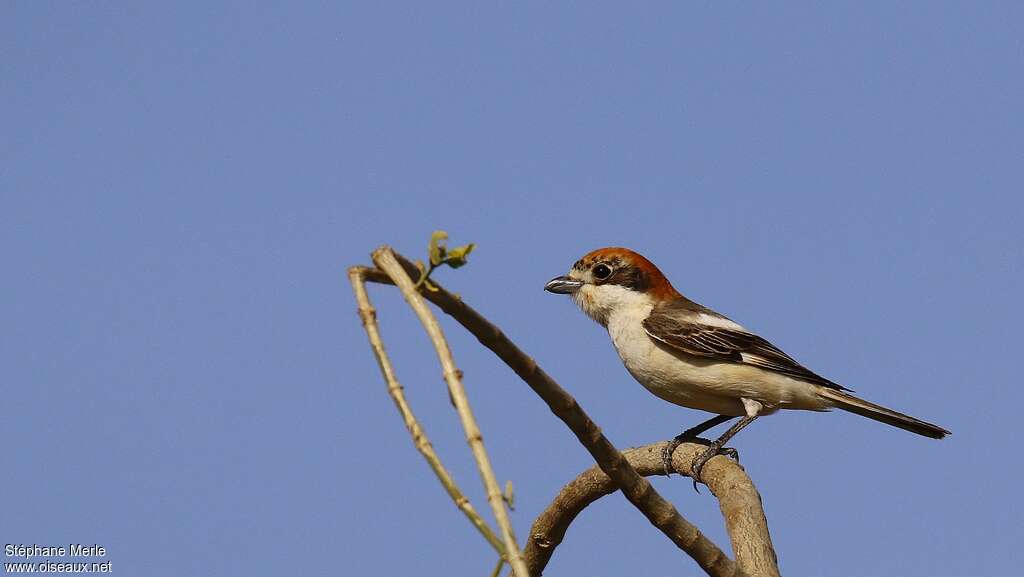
<box><xmin>696</xmin><ymin>313</ymin><xmax>744</xmax><ymax>331</ymax></box>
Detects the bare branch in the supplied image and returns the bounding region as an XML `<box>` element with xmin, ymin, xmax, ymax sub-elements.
<box><xmin>372</xmin><ymin>247</ymin><xmax>530</xmax><ymax>577</ymax></box>
<box><xmin>347</xmin><ymin>267</ymin><xmax>507</xmax><ymax>557</ymax></box>
<box><xmin>356</xmin><ymin>250</ymin><xmax>746</xmax><ymax>577</ymax></box>
<box><xmin>524</xmin><ymin>442</ymin><xmax>779</xmax><ymax>577</ymax></box>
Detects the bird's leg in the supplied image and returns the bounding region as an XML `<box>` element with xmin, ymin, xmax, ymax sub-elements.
<box><xmin>690</xmin><ymin>399</ymin><xmax>763</xmax><ymax>491</ymax></box>
<box><xmin>661</xmin><ymin>414</ymin><xmax>735</xmax><ymax>476</ymax></box>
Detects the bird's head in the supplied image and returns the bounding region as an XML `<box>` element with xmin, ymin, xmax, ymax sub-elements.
<box><xmin>544</xmin><ymin>247</ymin><xmax>681</xmax><ymax>326</ymax></box>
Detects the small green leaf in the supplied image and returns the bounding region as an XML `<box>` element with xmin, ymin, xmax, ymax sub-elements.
<box><xmin>428</xmin><ymin>230</ymin><xmax>449</xmax><ymax>266</ymax></box>
<box><xmin>445</xmin><ymin>243</ymin><xmax>475</xmax><ymax>268</ymax></box>
<box><xmin>503</xmin><ymin>480</ymin><xmax>515</xmax><ymax>510</ymax></box>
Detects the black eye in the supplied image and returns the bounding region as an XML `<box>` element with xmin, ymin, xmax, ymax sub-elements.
<box><xmin>593</xmin><ymin>263</ymin><xmax>612</xmax><ymax>280</ymax></box>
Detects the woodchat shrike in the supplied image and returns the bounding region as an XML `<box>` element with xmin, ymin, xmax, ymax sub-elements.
<box><xmin>545</xmin><ymin>247</ymin><xmax>949</xmax><ymax>485</ymax></box>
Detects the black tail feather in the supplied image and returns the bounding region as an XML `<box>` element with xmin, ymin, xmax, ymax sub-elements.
<box><xmin>818</xmin><ymin>389</ymin><xmax>950</xmax><ymax>439</ymax></box>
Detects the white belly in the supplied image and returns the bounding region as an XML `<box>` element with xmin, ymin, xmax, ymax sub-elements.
<box><xmin>606</xmin><ymin>308</ymin><xmax>828</xmax><ymax>416</ymax></box>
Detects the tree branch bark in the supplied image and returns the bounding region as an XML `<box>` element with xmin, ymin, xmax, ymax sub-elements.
<box><xmin>523</xmin><ymin>442</ymin><xmax>778</xmax><ymax>577</ymax></box>
<box><xmin>354</xmin><ymin>247</ymin><xmax>754</xmax><ymax>577</ymax></box>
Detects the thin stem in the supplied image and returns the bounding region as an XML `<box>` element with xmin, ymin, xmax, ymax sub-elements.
<box><xmin>348</xmin><ymin>267</ymin><xmax>506</xmax><ymax>558</ymax></box>
<box><xmin>488</xmin><ymin>557</ymin><xmax>506</xmax><ymax>577</ymax></box>
<box><xmin>414</xmin><ymin>261</ymin><xmax>438</xmax><ymax>289</ymax></box>
<box><xmin>372</xmin><ymin>247</ymin><xmax>530</xmax><ymax>577</ymax></box>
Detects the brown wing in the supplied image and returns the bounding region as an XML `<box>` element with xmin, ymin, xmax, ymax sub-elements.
<box><xmin>642</xmin><ymin>306</ymin><xmax>848</xmax><ymax>391</ymax></box>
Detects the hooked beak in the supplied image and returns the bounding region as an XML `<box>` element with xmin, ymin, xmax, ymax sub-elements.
<box><xmin>544</xmin><ymin>275</ymin><xmax>584</xmax><ymax>294</ymax></box>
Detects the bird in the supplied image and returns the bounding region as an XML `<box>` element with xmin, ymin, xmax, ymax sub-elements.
<box><xmin>544</xmin><ymin>247</ymin><xmax>949</xmax><ymax>487</ymax></box>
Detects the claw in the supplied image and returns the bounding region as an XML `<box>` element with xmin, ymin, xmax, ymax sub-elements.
<box><xmin>719</xmin><ymin>447</ymin><xmax>740</xmax><ymax>462</ymax></box>
<box><xmin>689</xmin><ymin>445</ymin><xmax>737</xmax><ymax>492</ymax></box>
<box><xmin>661</xmin><ymin>437</ymin><xmax>683</xmax><ymax>477</ymax></box>
<box><xmin>689</xmin><ymin>447</ymin><xmax>716</xmax><ymax>492</ymax></box>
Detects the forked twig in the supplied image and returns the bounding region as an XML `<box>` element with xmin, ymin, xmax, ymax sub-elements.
<box><xmin>348</xmin><ymin>268</ymin><xmax>506</xmax><ymax>557</ymax></box>
<box><xmin>372</xmin><ymin>247</ymin><xmax>530</xmax><ymax>577</ymax></box>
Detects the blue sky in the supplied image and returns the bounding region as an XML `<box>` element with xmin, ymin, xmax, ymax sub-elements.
<box><xmin>2</xmin><ymin>3</ymin><xmax>1021</xmax><ymax>576</ymax></box>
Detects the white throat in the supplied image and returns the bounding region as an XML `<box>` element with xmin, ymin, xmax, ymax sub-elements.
<box><xmin>573</xmin><ymin>284</ymin><xmax>654</xmax><ymax>327</ymax></box>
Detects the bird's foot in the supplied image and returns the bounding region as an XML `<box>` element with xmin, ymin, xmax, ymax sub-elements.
<box><xmin>662</xmin><ymin>435</ymin><xmax>714</xmax><ymax>476</ymax></box>
<box><xmin>689</xmin><ymin>444</ymin><xmax>738</xmax><ymax>492</ymax></box>
<box><xmin>718</xmin><ymin>447</ymin><xmax>739</xmax><ymax>462</ymax></box>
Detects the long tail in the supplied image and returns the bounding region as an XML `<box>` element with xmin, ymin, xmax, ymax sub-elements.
<box><xmin>817</xmin><ymin>388</ymin><xmax>950</xmax><ymax>439</ymax></box>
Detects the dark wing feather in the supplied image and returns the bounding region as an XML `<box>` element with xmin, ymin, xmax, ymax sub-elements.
<box><xmin>642</xmin><ymin>306</ymin><xmax>848</xmax><ymax>391</ymax></box>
